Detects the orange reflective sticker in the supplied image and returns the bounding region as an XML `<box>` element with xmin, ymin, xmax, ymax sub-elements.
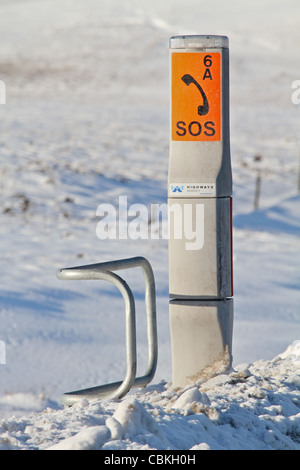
<box><xmin>172</xmin><ymin>52</ymin><xmax>221</xmax><ymax>141</ymax></box>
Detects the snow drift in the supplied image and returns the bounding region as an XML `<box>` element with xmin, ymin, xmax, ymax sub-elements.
<box><xmin>0</xmin><ymin>342</ymin><xmax>300</xmax><ymax>450</ymax></box>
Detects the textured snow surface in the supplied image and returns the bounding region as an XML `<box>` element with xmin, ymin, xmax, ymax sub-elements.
<box><xmin>0</xmin><ymin>342</ymin><xmax>300</xmax><ymax>450</ymax></box>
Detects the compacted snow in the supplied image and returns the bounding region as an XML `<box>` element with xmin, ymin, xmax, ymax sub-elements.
<box><xmin>0</xmin><ymin>342</ymin><xmax>299</xmax><ymax>450</ymax></box>
<box><xmin>0</xmin><ymin>341</ymin><xmax>300</xmax><ymax>451</ymax></box>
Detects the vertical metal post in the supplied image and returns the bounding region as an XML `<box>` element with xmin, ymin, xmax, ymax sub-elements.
<box><xmin>168</xmin><ymin>35</ymin><xmax>234</xmax><ymax>388</ymax></box>
<box><xmin>297</xmin><ymin>147</ymin><xmax>300</xmax><ymax>193</ymax></box>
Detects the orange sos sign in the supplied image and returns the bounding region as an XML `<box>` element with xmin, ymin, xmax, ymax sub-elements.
<box><xmin>172</xmin><ymin>52</ymin><xmax>221</xmax><ymax>141</ymax></box>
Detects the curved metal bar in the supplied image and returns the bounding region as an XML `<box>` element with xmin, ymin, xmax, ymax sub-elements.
<box><xmin>56</xmin><ymin>257</ymin><xmax>157</xmax><ymax>405</ymax></box>
<box><xmin>57</xmin><ymin>268</ymin><xmax>136</xmax><ymax>405</ymax></box>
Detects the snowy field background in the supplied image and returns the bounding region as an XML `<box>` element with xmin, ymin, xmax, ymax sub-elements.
<box><xmin>0</xmin><ymin>0</ymin><xmax>299</xmax><ymax>450</ymax></box>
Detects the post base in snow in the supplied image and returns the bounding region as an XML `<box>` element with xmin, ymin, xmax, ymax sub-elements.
<box><xmin>169</xmin><ymin>298</ymin><xmax>233</xmax><ymax>388</ymax></box>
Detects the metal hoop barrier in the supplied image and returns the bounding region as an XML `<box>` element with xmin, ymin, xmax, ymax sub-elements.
<box><xmin>56</xmin><ymin>256</ymin><xmax>158</xmax><ymax>406</ymax></box>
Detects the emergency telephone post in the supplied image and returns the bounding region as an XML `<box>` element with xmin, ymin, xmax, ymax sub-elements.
<box><xmin>168</xmin><ymin>35</ymin><xmax>233</xmax><ymax>387</ymax></box>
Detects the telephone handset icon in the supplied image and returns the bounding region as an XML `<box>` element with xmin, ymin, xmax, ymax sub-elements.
<box><xmin>181</xmin><ymin>74</ymin><xmax>209</xmax><ymax>116</ymax></box>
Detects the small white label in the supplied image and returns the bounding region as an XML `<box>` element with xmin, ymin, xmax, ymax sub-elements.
<box><xmin>0</xmin><ymin>340</ymin><xmax>5</xmax><ymax>364</ymax></box>
<box><xmin>169</xmin><ymin>183</ymin><xmax>216</xmax><ymax>197</ymax></box>
<box><xmin>0</xmin><ymin>80</ymin><xmax>6</xmax><ymax>104</ymax></box>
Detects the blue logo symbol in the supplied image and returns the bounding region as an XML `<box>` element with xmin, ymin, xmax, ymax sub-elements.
<box><xmin>171</xmin><ymin>185</ymin><xmax>184</xmax><ymax>193</ymax></box>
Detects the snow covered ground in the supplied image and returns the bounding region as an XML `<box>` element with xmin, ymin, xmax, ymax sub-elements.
<box><xmin>0</xmin><ymin>0</ymin><xmax>299</xmax><ymax>450</ymax></box>
<box><xmin>1</xmin><ymin>341</ymin><xmax>300</xmax><ymax>450</ymax></box>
